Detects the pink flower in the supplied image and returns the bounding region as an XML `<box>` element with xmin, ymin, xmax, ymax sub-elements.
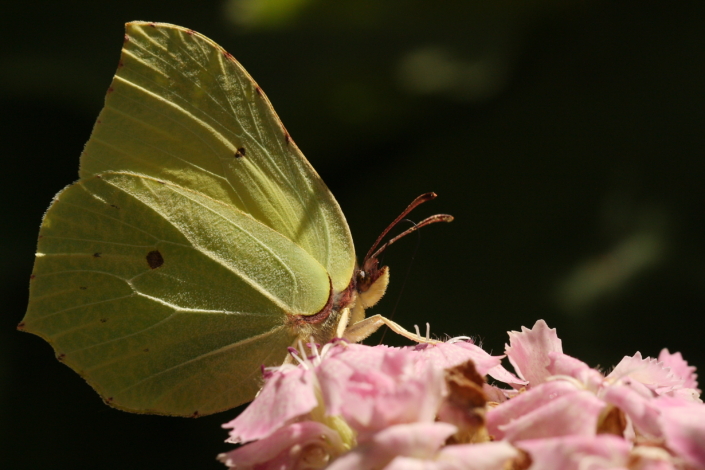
<box><xmin>218</xmin><ymin>321</ymin><xmax>704</xmax><ymax>470</ymax></box>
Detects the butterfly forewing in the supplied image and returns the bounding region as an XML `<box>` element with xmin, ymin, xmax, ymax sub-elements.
<box><xmin>80</xmin><ymin>22</ymin><xmax>355</xmax><ymax>292</ymax></box>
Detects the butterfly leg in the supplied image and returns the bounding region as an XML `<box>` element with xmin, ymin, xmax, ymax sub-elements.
<box><xmin>342</xmin><ymin>314</ymin><xmax>440</xmax><ymax>344</ymax></box>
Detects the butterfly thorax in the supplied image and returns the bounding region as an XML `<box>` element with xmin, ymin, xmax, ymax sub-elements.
<box><xmin>285</xmin><ymin>275</ymin><xmax>356</xmax><ymax>343</ymax></box>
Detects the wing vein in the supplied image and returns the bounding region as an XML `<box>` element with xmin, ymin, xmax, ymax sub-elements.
<box><xmin>111</xmin><ymin>325</ymin><xmax>287</xmax><ymax>394</ymax></box>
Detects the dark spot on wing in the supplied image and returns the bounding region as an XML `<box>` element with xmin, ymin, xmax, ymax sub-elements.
<box><xmin>191</xmin><ymin>411</ymin><xmax>200</xmax><ymax>418</ymax></box>
<box><xmin>118</xmin><ymin>61</ymin><xmax>124</xmax><ymax>68</ymax></box>
<box><xmin>93</xmin><ymin>253</ymin><xmax>101</xmax><ymax>258</ymax></box>
<box><xmin>186</xmin><ymin>29</ymin><xmax>195</xmax><ymax>35</ymax></box>
<box><xmin>157</xmin><ymin>180</ymin><xmax>165</xmax><ymax>185</ymax></box>
<box><xmin>97</xmin><ymin>119</ymin><xmax>102</xmax><ymax>124</ymax></box>
<box><xmin>223</xmin><ymin>51</ymin><xmax>234</xmax><ymax>60</ymax></box>
<box><xmin>255</xmin><ymin>86</ymin><xmax>263</xmax><ymax>97</ymax></box>
<box><xmin>110</xmin><ymin>204</ymin><xmax>119</xmax><ymax>210</ymax></box>
<box><xmin>29</xmin><ymin>274</ymin><xmax>35</xmax><ymax>280</ymax></box>
<box><xmin>107</xmin><ymin>87</ymin><xmax>114</xmax><ymax>94</ymax></box>
<box><xmin>235</xmin><ymin>147</ymin><xmax>246</xmax><ymax>159</ymax></box>
<box><xmin>284</xmin><ymin>132</ymin><xmax>292</xmax><ymax>145</ymax></box>
<box><xmin>79</xmin><ymin>286</ymin><xmax>87</xmax><ymax>290</ymax></box>
<box><xmin>57</xmin><ymin>353</ymin><xmax>66</xmax><ymax>361</ymax></box>
<box><xmin>104</xmin><ymin>397</ymin><xmax>114</xmax><ymax>404</ymax></box>
<box><xmin>147</xmin><ymin>250</ymin><xmax>164</xmax><ymax>269</ymax></box>
<box><xmin>124</xmin><ymin>34</ymin><xmax>129</xmax><ymax>43</ymax></box>
<box><xmin>143</xmin><ymin>348</ymin><xmax>149</xmax><ymax>352</ymax></box>
<box><xmin>17</xmin><ymin>322</ymin><xmax>25</xmax><ymax>330</ymax></box>
<box><xmin>149</xmin><ymin>23</ymin><xmax>156</xmax><ymax>28</ymax></box>
<box><xmin>100</xmin><ymin>318</ymin><xmax>108</xmax><ymax>323</ymax></box>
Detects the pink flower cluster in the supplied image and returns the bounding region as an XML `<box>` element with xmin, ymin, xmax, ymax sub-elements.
<box><xmin>219</xmin><ymin>320</ymin><xmax>704</xmax><ymax>470</ymax></box>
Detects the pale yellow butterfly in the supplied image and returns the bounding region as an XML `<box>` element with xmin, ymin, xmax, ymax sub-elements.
<box><xmin>19</xmin><ymin>21</ymin><xmax>452</xmax><ymax>417</ymax></box>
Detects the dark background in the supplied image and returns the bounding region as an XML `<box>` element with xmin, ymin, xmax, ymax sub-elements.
<box><xmin>3</xmin><ymin>1</ymin><xmax>704</xmax><ymax>469</ymax></box>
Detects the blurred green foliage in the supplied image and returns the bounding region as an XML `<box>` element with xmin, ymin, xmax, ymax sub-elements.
<box><xmin>2</xmin><ymin>0</ymin><xmax>704</xmax><ymax>469</ymax></box>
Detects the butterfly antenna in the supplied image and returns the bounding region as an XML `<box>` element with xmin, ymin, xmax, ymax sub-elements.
<box><xmin>367</xmin><ymin>213</ymin><xmax>454</xmax><ymax>263</ymax></box>
<box><xmin>362</xmin><ymin>193</ymin><xmax>453</xmax><ymax>265</ymax></box>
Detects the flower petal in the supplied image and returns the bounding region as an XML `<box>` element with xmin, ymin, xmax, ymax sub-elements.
<box><xmin>218</xmin><ymin>421</ymin><xmax>345</xmax><ymax>470</ymax></box>
<box><xmin>223</xmin><ymin>367</ymin><xmax>318</xmax><ymax>443</ymax></box>
<box><xmin>381</xmin><ymin>442</ymin><xmax>520</xmax><ymax>470</ymax></box>
<box><xmin>516</xmin><ymin>435</ymin><xmax>630</xmax><ymax>470</ymax></box>
<box><xmin>658</xmin><ymin>349</ymin><xmax>700</xmax><ymax>392</ymax></box>
<box><xmin>487</xmin><ymin>380</ymin><xmax>582</xmax><ymax>440</ymax></box>
<box><xmin>383</xmin><ymin>456</ymin><xmax>448</xmax><ymax>470</ymax></box>
<box><xmin>607</xmin><ymin>352</ymin><xmax>681</xmax><ymax>393</ymax></box>
<box><xmin>630</xmin><ymin>445</ymin><xmax>680</xmax><ymax>470</ymax></box>
<box><xmin>657</xmin><ymin>396</ymin><xmax>705</xmax><ymax>468</ymax></box>
<box><xmin>488</xmin><ymin>382</ymin><xmax>604</xmax><ymax>441</ymax></box>
<box><xmin>326</xmin><ymin>422</ymin><xmax>456</xmax><ymax>470</ymax></box>
<box><xmin>505</xmin><ymin>320</ymin><xmax>562</xmax><ymax>387</ymax></box>
<box><xmin>547</xmin><ymin>352</ymin><xmax>603</xmax><ymax>392</ymax></box>
<box><xmin>601</xmin><ymin>384</ymin><xmax>662</xmax><ymax>438</ymax></box>
<box><xmin>436</xmin><ymin>441</ymin><xmax>520</xmax><ymax>469</ymax></box>
<box><xmin>412</xmin><ymin>341</ymin><xmax>502</xmax><ymax>376</ymax></box>
<box><xmin>486</xmin><ymin>365</ymin><xmax>526</xmax><ymax>388</ymax></box>
<box><xmin>505</xmin><ymin>392</ymin><xmax>604</xmax><ymax>441</ymax></box>
<box><xmin>319</xmin><ymin>345</ymin><xmax>444</xmax><ymax>440</ymax></box>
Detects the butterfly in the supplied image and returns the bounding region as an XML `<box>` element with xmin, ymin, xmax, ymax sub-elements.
<box><xmin>19</xmin><ymin>22</ymin><xmax>452</xmax><ymax>417</ymax></box>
